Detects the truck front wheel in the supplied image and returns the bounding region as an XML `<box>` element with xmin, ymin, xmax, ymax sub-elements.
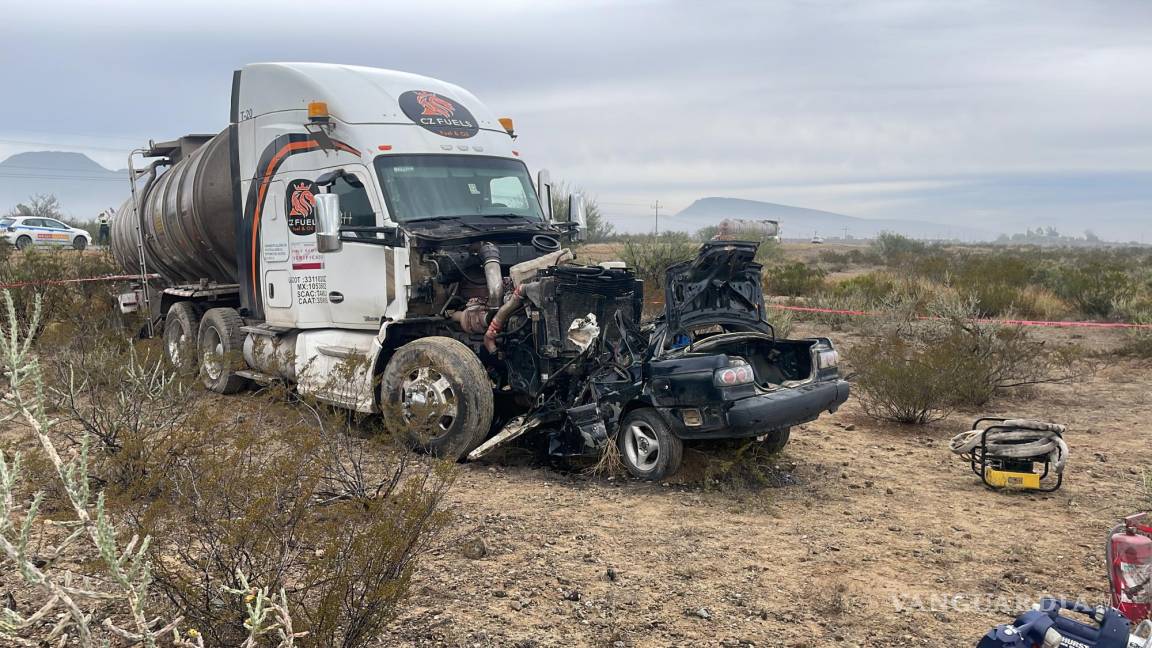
<box><xmin>197</xmin><ymin>308</ymin><xmax>249</xmax><ymax>394</ymax></box>
<box><xmin>617</xmin><ymin>408</ymin><xmax>683</xmax><ymax>481</ymax></box>
<box><xmin>380</xmin><ymin>337</ymin><xmax>493</xmax><ymax>460</ymax></box>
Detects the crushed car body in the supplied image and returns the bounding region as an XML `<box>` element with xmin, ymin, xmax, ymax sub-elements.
<box><xmin>475</xmin><ymin>239</ymin><xmax>850</xmax><ymax>480</ymax></box>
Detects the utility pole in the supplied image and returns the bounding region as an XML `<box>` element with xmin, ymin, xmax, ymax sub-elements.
<box><xmin>651</xmin><ymin>200</ymin><xmax>661</xmax><ymax>235</ymax></box>
<box><xmin>842</xmin><ymin>226</ymin><xmax>848</xmax><ymax>240</ymax></box>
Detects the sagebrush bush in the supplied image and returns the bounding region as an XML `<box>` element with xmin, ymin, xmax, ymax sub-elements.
<box><xmin>805</xmin><ymin>291</ymin><xmax>870</xmax><ymax>331</ymax></box>
<box><xmin>1047</xmin><ymin>262</ymin><xmax>1138</xmax><ymax>318</ymax></box>
<box><xmin>851</xmin><ymin>296</ymin><xmax>1080</xmax><ymax>424</ymax></box>
<box><xmin>126</xmin><ymin>395</ymin><xmax>453</xmax><ymax>648</ymax></box>
<box><xmin>764</xmin><ymin>262</ymin><xmax>826</xmax><ymax>296</ymax></box>
<box><xmin>768</xmin><ymin>307</ymin><xmax>795</xmax><ymax>338</ymax></box>
<box><xmin>851</xmin><ymin>334</ymin><xmax>959</xmax><ymax>424</ymax></box>
<box><xmin>6</xmin><ymin>279</ymin><xmax>454</xmax><ymax>648</ymax></box>
<box><xmin>0</xmin><ymin>247</ymin><xmax>121</xmax><ymax>328</ymax></box>
<box><xmin>831</xmin><ymin>272</ymin><xmax>897</xmax><ymax>303</ymax></box>
<box><xmin>621</xmin><ymin>233</ymin><xmax>697</xmax><ymax>288</ymax></box>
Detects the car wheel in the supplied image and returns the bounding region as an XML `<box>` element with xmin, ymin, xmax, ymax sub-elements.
<box><xmin>15</xmin><ymin>236</ymin><xmax>31</xmax><ymax>251</ymax></box>
<box><xmin>197</xmin><ymin>308</ymin><xmax>249</xmax><ymax>394</ymax></box>
<box><xmin>380</xmin><ymin>336</ymin><xmax>493</xmax><ymax>460</ymax></box>
<box><xmin>164</xmin><ymin>302</ymin><xmax>204</xmax><ymax>375</ymax></box>
<box><xmin>617</xmin><ymin>408</ymin><xmax>683</xmax><ymax>481</ymax></box>
<box><xmin>72</xmin><ymin>236</ymin><xmax>87</xmax><ymax>251</ymax></box>
<box><xmin>758</xmin><ymin>427</ymin><xmax>791</xmax><ymax>454</ymax></box>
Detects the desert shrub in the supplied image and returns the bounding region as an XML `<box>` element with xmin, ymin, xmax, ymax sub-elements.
<box><xmin>620</xmin><ymin>233</ymin><xmax>697</xmax><ymax>288</ymax></box>
<box><xmin>851</xmin><ymin>295</ymin><xmax>1080</xmax><ymax>423</ymax></box>
<box><xmin>851</xmin><ymin>334</ymin><xmax>960</xmax><ymax>424</ymax></box>
<box><xmin>767</xmin><ymin>307</ymin><xmax>795</xmax><ymax>338</ymax></box>
<box><xmin>764</xmin><ymin>262</ymin><xmax>827</xmax><ymax>296</ymax></box>
<box><xmin>804</xmin><ymin>291</ymin><xmax>870</xmax><ymax>331</ymax></box>
<box><xmin>5</xmin><ymin>285</ymin><xmax>452</xmax><ymax>648</ymax></box>
<box><xmin>1046</xmin><ymin>261</ymin><xmax>1137</xmax><ymax>319</ymax></box>
<box><xmin>818</xmin><ymin>247</ymin><xmax>882</xmax><ymax>267</ymax></box>
<box><xmin>127</xmin><ymin>397</ymin><xmax>453</xmax><ymax>647</ymax></box>
<box><xmin>48</xmin><ymin>341</ymin><xmax>205</xmax><ymax>492</ymax></box>
<box><xmin>0</xmin><ymin>247</ymin><xmax>121</xmax><ymax>328</ymax></box>
<box><xmin>831</xmin><ymin>272</ymin><xmax>897</xmax><ymax>303</ymax></box>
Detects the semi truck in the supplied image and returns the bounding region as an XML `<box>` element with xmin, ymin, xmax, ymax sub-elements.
<box><xmin>113</xmin><ymin>62</ymin><xmax>848</xmax><ymax>480</ymax></box>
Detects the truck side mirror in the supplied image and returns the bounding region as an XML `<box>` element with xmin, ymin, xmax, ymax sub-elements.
<box><xmin>568</xmin><ymin>193</ymin><xmax>587</xmax><ymax>242</ymax></box>
<box><xmin>537</xmin><ymin>169</ymin><xmax>552</xmax><ymax>221</ymax></box>
<box><xmin>315</xmin><ymin>193</ymin><xmax>343</xmax><ymax>253</ymax></box>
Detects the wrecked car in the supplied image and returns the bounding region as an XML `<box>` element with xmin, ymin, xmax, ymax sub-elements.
<box><xmin>470</xmin><ymin>240</ymin><xmax>850</xmax><ymax>480</ymax></box>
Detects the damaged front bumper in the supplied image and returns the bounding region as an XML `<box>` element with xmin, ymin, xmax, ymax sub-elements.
<box><xmin>654</xmin><ymin>378</ymin><xmax>850</xmax><ymax>440</ymax></box>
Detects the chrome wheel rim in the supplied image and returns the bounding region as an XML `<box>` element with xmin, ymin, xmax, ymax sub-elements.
<box><xmin>202</xmin><ymin>327</ymin><xmax>224</xmax><ymax>380</ymax></box>
<box><xmin>623</xmin><ymin>421</ymin><xmax>660</xmax><ymax>472</ymax></box>
<box><xmin>401</xmin><ymin>366</ymin><xmax>458</xmax><ymax>440</ymax></box>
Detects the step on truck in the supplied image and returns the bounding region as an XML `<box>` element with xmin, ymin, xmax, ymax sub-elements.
<box><xmin>113</xmin><ymin>62</ymin><xmax>848</xmax><ymax>480</ymax></box>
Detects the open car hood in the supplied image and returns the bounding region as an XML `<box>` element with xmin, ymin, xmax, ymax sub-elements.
<box><xmin>662</xmin><ymin>240</ymin><xmax>769</xmax><ymax>337</ymax></box>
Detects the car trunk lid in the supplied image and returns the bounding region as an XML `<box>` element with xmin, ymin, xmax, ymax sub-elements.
<box><xmin>662</xmin><ymin>240</ymin><xmax>768</xmax><ymax>338</ymax></box>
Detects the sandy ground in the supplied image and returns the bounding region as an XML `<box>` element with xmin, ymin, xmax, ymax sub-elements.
<box><xmin>2</xmin><ymin>281</ymin><xmax>1149</xmax><ymax>647</ymax></box>
<box><xmin>379</xmin><ymin>327</ymin><xmax>1152</xmax><ymax>648</ymax></box>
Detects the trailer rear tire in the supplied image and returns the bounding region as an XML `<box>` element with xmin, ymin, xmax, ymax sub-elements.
<box><xmin>758</xmin><ymin>427</ymin><xmax>791</xmax><ymax>454</ymax></box>
<box><xmin>617</xmin><ymin>408</ymin><xmax>683</xmax><ymax>481</ymax></box>
<box><xmin>198</xmin><ymin>308</ymin><xmax>249</xmax><ymax>394</ymax></box>
<box><xmin>164</xmin><ymin>301</ymin><xmax>203</xmax><ymax>374</ymax></box>
<box><xmin>380</xmin><ymin>337</ymin><xmax>493</xmax><ymax>460</ymax></box>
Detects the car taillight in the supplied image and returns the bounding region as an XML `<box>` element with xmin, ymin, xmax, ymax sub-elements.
<box><xmin>714</xmin><ymin>358</ymin><xmax>755</xmax><ymax>387</ymax></box>
<box><xmin>816</xmin><ymin>348</ymin><xmax>840</xmax><ymax>369</ymax></box>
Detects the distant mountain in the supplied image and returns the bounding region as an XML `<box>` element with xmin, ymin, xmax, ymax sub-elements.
<box><xmin>0</xmin><ymin>151</ymin><xmax>128</xmax><ymax>220</ymax></box>
<box><xmin>676</xmin><ymin>197</ymin><xmax>997</xmax><ymax>241</ymax></box>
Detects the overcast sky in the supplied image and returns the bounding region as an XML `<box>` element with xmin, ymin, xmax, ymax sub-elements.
<box><xmin>2</xmin><ymin>0</ymin><xmax>1150</xmax><ymax>238</ymax></box>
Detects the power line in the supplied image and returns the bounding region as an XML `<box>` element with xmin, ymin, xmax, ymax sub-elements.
<box><xmin>0</xmin><ymin>129</ymin><xmax>144</xmax><ymax>144</ymax></box>
<box><xmin>0</xmin><ymin>163</ymin><xmax>124</xmax><ymax>173</ymax></box>
<box><xmin>0</xmin><ymin>138</ymin><xmax>132</xmax><ymax>152</ymax></box>
<box><xmin>0</xmin><ymin>172</ymin><xmax>126</xmax><ymax>182</ymax></box>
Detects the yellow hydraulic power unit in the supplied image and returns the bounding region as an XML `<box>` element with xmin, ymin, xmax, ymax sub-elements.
<box><xmin>950</xmin><ymin>417</ymin><xmax>1068</xmax><ymax>492</ymax></box>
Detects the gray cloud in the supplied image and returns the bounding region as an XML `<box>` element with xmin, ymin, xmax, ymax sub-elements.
<box><xmin>2</xmin><ymin>0</ymin><xmax>1150</xmax><ymax>238</ymax></box>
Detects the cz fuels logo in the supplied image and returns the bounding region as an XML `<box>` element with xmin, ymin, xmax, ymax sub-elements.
<box><xmin>286</xmin><ymin>179</ymin><xmax>319</xmax><ymax>235</ymax></box>
<box><xmin>399</xmin><ymin>90</ymin><xmax>479</xmax><ymax>139</ymax></box>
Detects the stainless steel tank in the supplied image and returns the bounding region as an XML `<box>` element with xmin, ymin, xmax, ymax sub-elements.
<box><xmin>111</xmin><ymin>130</ymin><xmax>237</xmax><ymax>284</ymax></box>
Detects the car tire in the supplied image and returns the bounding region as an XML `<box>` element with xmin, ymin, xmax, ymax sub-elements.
<box><xmin>164</xmin><ymin>302</ymin><xmax>204</xmax><ymax>375</ymax></box>
<box><xmin>197</xmin><ymin>307</ymin><xmax>249</xmax><ymax>394</ymax></box>
<box><xmin>758</xmin><ymin>427</ymin><xmax>791</xmax><ymax>454</ymax></box>
<box><xmin>72</xmin><ymin>236</ymin><xmax>87</xmax><ymax>251</ymax></box>
<box><xmin>15</xmin><ymin>236</ymin><xmax>31</xmax><ymax>251</ymax></box>
<box><xmin>617</xmin><ymin>408</ymin><xmax>684</xmax><ymax>481</ymax></box>
<box><xmin>380</xmin><ymin>336</ymin><xmax>493</xmax><ymax>460</ymax></box>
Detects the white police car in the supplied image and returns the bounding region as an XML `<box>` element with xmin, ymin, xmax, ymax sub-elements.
<box><xmin>0</xmin><ymin>216</ymin><xmax>93</xmax><ymax>251</ymax></box>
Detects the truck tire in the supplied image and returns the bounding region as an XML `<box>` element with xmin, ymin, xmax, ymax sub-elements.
<box><xmin>72</xmin><ymin>236</ymin><xmax>87</xmax><ymax>251</ymax></box>
<box><xmin>164</xmin><ymin>301</ymin><xmax>204</xmax><ymax>374</ymax></box>
<box><xmin>759</xmin><ymin>427</ymin><xmax>791</xmax><ymax>454</ymax></box>
<box><xmin>15</xmin><ymin>236</ymin><xmax>31</xmax><ymax>251</ymax></box>
<box><xmin>197</xmin><ymin>307</ymin><xmax>249</xmax><ymax>394</ymax></box>
<box><xmin>380</xmin><ymin>337</ymin><xmax>493</xmax><ymax>460</ymax></box>
<box><xmin>617</xmin><ymin>408</ymin><xmax>683</xmax><ymax>481</ymax></box>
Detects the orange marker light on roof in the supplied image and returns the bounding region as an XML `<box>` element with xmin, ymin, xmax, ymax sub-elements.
<box><xmin>307</xmin><ymin>101</ymin><xmax>330</xmax><ymax>121</ymax></box>
<box><xmin>498</xmin><ymin>117</ymin><xmax>516</xmax><ymax>138</ymax></box>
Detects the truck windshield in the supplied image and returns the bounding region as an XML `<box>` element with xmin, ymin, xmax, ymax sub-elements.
<box><xmin>374</xmin><ymin>155</ymin><xmax>545</xmax><ymax>223</ymax></box>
